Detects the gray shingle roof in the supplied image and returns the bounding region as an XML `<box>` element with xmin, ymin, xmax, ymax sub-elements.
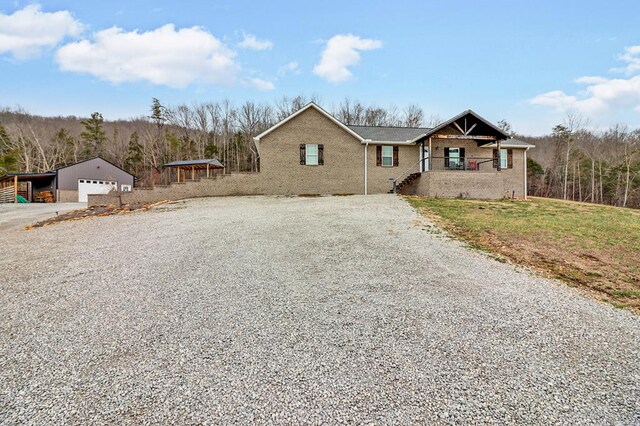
<box><xmin>347</xmin><ymin>125</ymin><xmax>432</xmax><ymax>142</ymax></box>
<box><xmin>164</xmin><ymin>159</ymin><xmax>224</xmax><ymax>168</ymax></box>
<box><xmin>484</xmin><ymin>139</ymin><xmax>535</xmax><ymax>148</ymax></box>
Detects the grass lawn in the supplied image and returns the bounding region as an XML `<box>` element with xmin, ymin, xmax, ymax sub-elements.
<box><xmin>406</xmin><ymin>196</ymin><xmax>640</xmax><ymax>313</ymax></box>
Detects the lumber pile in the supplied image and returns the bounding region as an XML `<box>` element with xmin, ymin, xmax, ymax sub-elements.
<box><xmin>35</xmin><ymin>191</ymin><xmax>54</xmax><ymax>203</ymax></box>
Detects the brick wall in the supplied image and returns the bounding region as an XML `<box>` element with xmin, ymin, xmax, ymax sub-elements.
<box><xmin>259</xmin><ymin>107</ymin><xmax>418</xmax><ymax>195</ymax></box>
<box><xmin>410</xmin><ymin>169</ymin><xmax>525</xmax><ymax>199</ymax></box>
<box><xmin>88</xmin><ymin>173</ymin><xmax>266</xmax><ymax>206</ymax></box>
<box><xmin>56</xmin><ymin>189</ymin><xmax>78</xmax><ymax>202</ymax></box>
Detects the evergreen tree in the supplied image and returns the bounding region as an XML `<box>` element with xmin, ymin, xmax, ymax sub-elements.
<box><xmin>150</xmin><ymin>98</ymin><xmax>166</xmax><ymax>125</ymax></box>
<box><xmin>0</xmin><ymin>123</ymin><xmax>18</xmax><ymax>174</ymax></box>
<box><xmin>125</xmin><ymin>131</ymin><xmax>143</xmax><ymax>175</ymax></box>
<box><xmin>204</xmin><ymin>132</ymin><xmax>219</xmax><ymax>158</ymax></box>
<box><xmin>80</xmin><ymin>112</ymin><xmax>107</xmax><ymax>157</ymax></box>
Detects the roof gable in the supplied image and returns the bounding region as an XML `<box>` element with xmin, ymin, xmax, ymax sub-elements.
<box><xmin>253</xmin><ymin>103</ymin><xmax>364</xmax><ymax>142</ymax></box>
<box><xmin>55</xmin><ymin>156</ymin><xmax>134</xmax><ymax>177</ymax></box>
<box><xmin>419</xmin><ymin>110</ymin><xmax>510</xmax><ymax>143</ymax></box>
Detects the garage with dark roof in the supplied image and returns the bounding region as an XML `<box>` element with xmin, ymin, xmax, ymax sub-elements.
<box><xmin>0</xmin><ymin>157</ymin><xmax>134</xmax><ymax>203</ymax></box>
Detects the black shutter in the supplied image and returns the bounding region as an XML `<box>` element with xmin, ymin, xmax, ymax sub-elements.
<box><xmin>493</xmin><ymin>149</ymin><xmax>499</xmax><ymax>168</ymax></box>
<box><xmin>460</xmin><ymin>147</ymin><xmax>466</xmax><ymax>169</ymax></box>
<box><xmin>507</xmin><ymin>149</ymin><xmax>513</xmax><ymax>169</ymax></box>
<box><xmin>318</xmin><ymin>144</ymin><xmax>324</xmax><ymax>165</ymax></box>
<box><xmin>393</xmin><ymin>146</ymin><xmax>399</xmax><ymax>167</ymax></box>
<box><xmin>444</xmin><ymin>147</ymin><xmax>450</xmax><ymax>168</ymax></box>
<box><xmin>300</xmin><ymin>144</ymin><xmax>306</xmax><ymax>165</ymax></box>
<box><xmin>376</xmin><ymin>146</ymin><xmax>382</xmax><ymax>166</ymax></box>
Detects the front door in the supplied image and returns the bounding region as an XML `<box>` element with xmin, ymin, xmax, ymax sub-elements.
<box><xmin>421</xmin><ymin>144</ymin><xmax>430</xmax><ymax>172</ymax></box>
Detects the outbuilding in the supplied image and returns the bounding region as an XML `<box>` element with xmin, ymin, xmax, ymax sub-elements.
<box><xmin>0</xmin><ymin>157</ymin><xmax>135</xmax><ymax>203</ymax></box>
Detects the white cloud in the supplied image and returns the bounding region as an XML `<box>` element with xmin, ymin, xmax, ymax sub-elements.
<box><xmin>277</xmin><ymin>61</ymin><xmax>300</xmax><ymax>76</ymax></box>
<box><xmin>530</xmin><ymin>90</ymin><xmax>579</xmax><ymax>111</ymax></box>
<box><xmin>0</xmin><ymin>4</ymin><xmax>83</xmax><ymax>59</ymax></box>
<box><xmin>574</xmin><ymin>76</ymin><xmax>608</xmax><ymax>85</ymax></box>
<box><xmin>55</xmin><ymin>24</ymin><xmax>240</xmax><ymax>88</ymax></box>
<box><xmin>246</xmin><ymin>77</ymin><xmax>274</xmax><ymax>91</ymax></box>
<box><xmin>313</xmin><ymin>34</ymin><xmax>382</xmax><ymax>83</ymax></box>
<box><xmin>612</xmin><ymin>45</ymin><xmax>640</xmax><ymax>75</ymax></box>
<box><xmin>530</xmin><ymin>46</ymin><xmax>640</xmax><ymax>115</ymax></box>
<box><xmin>237</xmin><ymin>33</ymin><xmax>273</xmax><ymax>51</ymax></box>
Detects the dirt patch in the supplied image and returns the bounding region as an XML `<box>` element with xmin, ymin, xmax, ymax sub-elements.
<box><xmin>24</xmin><ymin>201</ymin><xmax>169</xmax><ymax>229</ymax></box>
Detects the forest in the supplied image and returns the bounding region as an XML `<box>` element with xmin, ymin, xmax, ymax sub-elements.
<box><xmin>0</xmin><ymin>95</ymin><xmax>638</xmax><ymax>208</ymax></box>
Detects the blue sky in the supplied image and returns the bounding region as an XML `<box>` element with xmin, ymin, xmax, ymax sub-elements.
<box><xmin>1</xmin><ymin>0</ymin><xmax>639</xmax><ymax>135</ymax></box>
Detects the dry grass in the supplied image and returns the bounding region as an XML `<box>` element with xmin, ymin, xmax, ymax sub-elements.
<box><xmin>406</xmin><ymin>196</ymin><xmax>640</xmax><ymax>313</ymax></box>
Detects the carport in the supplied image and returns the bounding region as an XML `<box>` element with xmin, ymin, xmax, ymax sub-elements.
<box><xmin>0</xmin><ymin>172</ymin><xmax>57</xmax><ymax>203</ymax></box>
<box><xmin>164</xmin><ymin>159</ymin><xmax>225</xmax><ymax>182</ymax></box>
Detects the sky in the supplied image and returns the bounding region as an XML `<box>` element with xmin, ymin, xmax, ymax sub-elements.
<box><xmin>1</xmin><ymin>0</ymin><xmax>639</xmax><ymax>135</ymax></box>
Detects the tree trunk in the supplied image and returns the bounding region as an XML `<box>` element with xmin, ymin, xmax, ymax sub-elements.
<box><xmin>591</xmin><ymin>159</ymin><xmax>595</xmax><ymax>203</ymax></box>
<box><xmin>577</xmin><ymin>162</ymin><xmax>582</xmax><ymax>201</ymax></box>
<box><xmin>623</xmin><ymin>160</ymin><xmax>631</xmax><ymax>208</ymax></box>
<box><xmin>563</xmin><ymin>145</ymin><xmax>570</xmax><ymax>200</ymax></box>
<box><xmin>599</xmin><ymin>162</ymin><xmax>604</xmax><ymax>204</ymax></box>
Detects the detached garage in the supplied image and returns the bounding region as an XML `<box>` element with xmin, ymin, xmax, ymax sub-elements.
<box><xmin>0</xmin><ymin>157</ymin><xmax>134</xmax><ymax>203</ymax></box>
<box><xmin>56</xmin><ymin>157</ymin><xmax>134</xmax><ymax>202</ymax></box>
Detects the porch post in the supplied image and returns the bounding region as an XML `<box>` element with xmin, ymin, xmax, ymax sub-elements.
<box><xmin>524</xmin><ymin>148</ymin><xmax>528</xmax><ymax>200</ymax></box>
<box><xmin>497</xmin><ymin>139</ymin><xmax>502</xmax><ymax>172</ymax></box>
<box><xmin>207</xmin><ymin>164</ymin><xmax>210</xmax><ymax>178</ymax></box>
<box><xmin>13</xmin><ymin>175</ymin><xmax>18</xmax><ymax>203</ymax></box>
<box><xmin>428</xmin><ymin>137</ymin><xmax>432</xmax><ymax>171</ymax></box>
<box><xmin>191</xmin><ymin>166</ymin><xmax>195</xmax><ymax>180</ymax></box>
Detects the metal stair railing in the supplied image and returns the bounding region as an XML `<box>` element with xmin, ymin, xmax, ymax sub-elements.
<box><xmin>390</xmin><ymin>156</ymin><xmax>428</xmax><ymax>193</ymax></box>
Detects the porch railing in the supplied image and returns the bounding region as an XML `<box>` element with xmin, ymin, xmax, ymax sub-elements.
<box><xmin>427</xmin><ymin>156</ymin><xmax>495</xmax><ymax>172</ymax></box>
<box><xmin>391</xmin><ymin>156</ymin><xmax>497</xmax><ymax>193</ymax></box>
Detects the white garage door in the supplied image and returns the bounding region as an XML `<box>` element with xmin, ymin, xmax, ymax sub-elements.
<box><xmin>78</xmin><ymin>179</ymin><xmax>117</xmax><ymax>202</ymax></box>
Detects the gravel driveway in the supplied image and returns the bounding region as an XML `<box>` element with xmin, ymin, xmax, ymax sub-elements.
<box><xmin>0</xmin><ymin>202</ymin><xmax>85</xmax><ymax>231</ymax></box>
<box><xmin>1</xmin><ymin>195</ymin><xmax>639</xmax><ymax>424</ymax></box>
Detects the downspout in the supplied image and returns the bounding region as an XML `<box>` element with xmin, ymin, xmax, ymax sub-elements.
<box><xmin>524</xmin><ymin>147</ymin><xmax>529</xmax><ymax>200</ymax></box>
<box><xmin>364</xmin><ymin>140</ymin><xmax>370</xmax><ymax>195</ymax></box>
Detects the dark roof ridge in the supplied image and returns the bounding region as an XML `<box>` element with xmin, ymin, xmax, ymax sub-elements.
<box><xmin>347</xmin><ymin>124</ymin><xmax>432</xmax><ymax>130</ymax></box>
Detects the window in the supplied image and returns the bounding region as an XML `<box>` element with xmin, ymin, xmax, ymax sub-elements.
<box><xmin>376</xmin><ymin>145</ymin><xmax>398</xmax><ymax>167</ymax></box>
<box><xmin>300</xmin><ymin>144</ymin><xmax>324</xmax><ymax>165</ymax></box>
<box><xmin>306</xmin><ymin>144</ymin><xmax>318</xmax><ymax>165</ymax></box>
<box><xmin>500</xmin><ymin>149</ymin><xmax>508</xmax><ymax>169</ymax></box>
<box><xmin>448</xmin><ymin>148</ymin><xmax>460</xmax><ymax>168</ymax></box>
<box><xmin>381</xmin><ymin>146</ymin><xmax>393</xmax><ymax>167</ymax></box>
<box><xmin>444</xmin><ymin>147</ymin><xmax>465</xmax><ymax>169</ymax></box>
<box><xmin>493</xmin><ymin>148</ymin><xmax>512</xmax><ymax>169</ymax></box>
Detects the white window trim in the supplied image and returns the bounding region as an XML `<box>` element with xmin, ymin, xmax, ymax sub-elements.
<box><xmin>381</xmin><ymin>145</ymin><xmax>393</xmax><ymax>167</ymax></box>
<box><xmin>306</xmin><ymin>144</ymin><xmax>319</xmax><ymax>166</ymax></box>
<box><xmin>500</xmin><ymin>148</ymin><xmax>508</xmax><ymax>169</ymax></box>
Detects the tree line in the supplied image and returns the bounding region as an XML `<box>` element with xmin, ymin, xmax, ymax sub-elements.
<box><xmin>0</xmin><ymin>97</ymin><xmax>638</xmax><ymax>208</ymax></box>
<box><xmin>518</xmin><ymin>113</ymin><xmax>640</xmax><ymax>209</ymax></box>
<box><xmin>0</xmin><ymin>95</ymin><xmax>432</xmax><ymax>186</ymax></box>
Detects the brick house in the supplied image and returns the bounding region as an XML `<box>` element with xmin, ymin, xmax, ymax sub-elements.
<box><xmin>87</xmin><ymin>103</ymin><xmax>534</xmax><ymax>206</ymax></box>
<box><xmin>254</xmin><ymin>103</ymin><xmax>534</xmax><ymax>199</ymax></box>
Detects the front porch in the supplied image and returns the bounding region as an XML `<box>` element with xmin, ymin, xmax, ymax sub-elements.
<box><xmin>397</xmin><ymin>170</ymin><xmax>520</xmax><ymax>199</ymax></box>
<box><xmin>388</xmin><ymin>109</ymin><xmax>526</xmax><ymax>199</ymax></box>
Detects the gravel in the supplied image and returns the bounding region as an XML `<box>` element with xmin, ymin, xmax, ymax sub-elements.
<box><xmin>1</xmin><ymin>194</ymin><xmax>639</xmax><ymax>424</ymax></box>
<box><xmin>0</xmin><ymin>202</ymin><xmax>85</xmax><ymax>232</ymax></box>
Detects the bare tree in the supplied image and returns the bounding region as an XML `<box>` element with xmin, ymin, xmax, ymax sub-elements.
<box><xmin>403</xmin><ymin>104</ymin><xmax>424</xmax><ymax>127</ymax></box>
